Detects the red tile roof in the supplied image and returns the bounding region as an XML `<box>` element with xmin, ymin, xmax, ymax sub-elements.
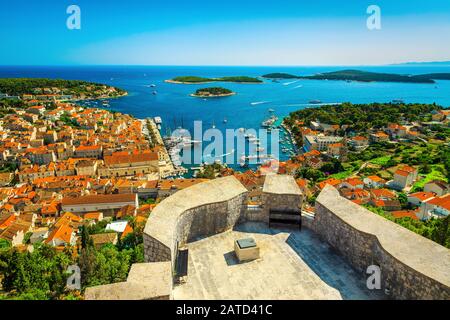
<box><xmin>425</xmin><ymin>194</ymin><xmax>450</xmax><ymax>211</ymax></box>
<box><xmin>366</xmin><ymin>175</ymin><xmax>385</xmax><ymax>183</ymax></box>
<box><xmin>76</xmin><ymin>145</ymin><xmax>102</xmax><ymax>151</ymax></box>
<box><xmin>408</xmin><ymin>192</ymin><xmax>435</xmax><ymax>201</ymax></box>
<box><xmin>391</xmin><ymin>210</ymin><xmax>419</xmax><ymax>220</ymax></box>
<box><xmin>104</xmin><ymin>152</ymin><xmax>158</xmax><ymax>166</ymax></box>
<box><xmin>318</xmin><ymin>178</ymin><xmax>342</xmax><ymax>190</ymax></box>
<box><xmin>370</xmin><ymin>188</ymin><xmax>396</xmax><ymax>199</ymax></box>
<box><xmin>46</xmin><ymin>224</ymin><xmax>73</xmax><ymax>244</ymax></box>
<box><xmin>344</xmin><ymin>178</ymin><xmax>364</xmax><ymax>186</ymax></box>
<box><xmin>121</xmin><ymin>224</ymin><xmax>133</xmax><ymax>239</ymax></box>
<box><xmin>62</xmin><ymin>193</ymin><xmax>136</xmax><ymax>206</ymax></box>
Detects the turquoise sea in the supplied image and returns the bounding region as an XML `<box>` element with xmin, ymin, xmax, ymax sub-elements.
<box><xmin>1</xmin><ymin>65</ymin><xmax>449</xmax><ymax>172</ymax></box>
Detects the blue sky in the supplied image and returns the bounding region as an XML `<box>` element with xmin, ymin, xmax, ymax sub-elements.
<box><xmin>1</xmin><ymin>0</ymin><xmax>450</xmax><ymax>65</ymax></box>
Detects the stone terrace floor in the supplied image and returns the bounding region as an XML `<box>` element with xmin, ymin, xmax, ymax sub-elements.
<box><xmin>173</xmin><ymin>222</ymin><xmax>385</xmax><ymax>300</ymax></box>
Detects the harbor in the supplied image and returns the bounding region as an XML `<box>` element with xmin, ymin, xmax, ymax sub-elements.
<box><xmin>147</xmin><ymin>108</ymin><xmax>299</xmax><ymax>176</ymax></box>
<box><xmin>141</xmin><ymin>117</ymin><xmax>187</xmax><ymax>178</ymax></box>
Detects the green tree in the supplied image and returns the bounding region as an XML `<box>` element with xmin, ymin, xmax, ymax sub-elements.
<box><xmin>0</xmin><ymin>239</ymin><xmax>11</xmax><ymax>250</ymax></box>
<box><xmin>431</xmin><ymin>216</ymin><xmax>450</xmax><ymax>247</ymax></box>
<box><xmin>80</xmin><ymin>225</ymin><xmax>93</xmax><ymax>249</ymax></box>
<box><xmin>319</xmin><ymin>158</ymin><xmax>344</xmax><ymax>175</ymax></box>
<box><xmin>297</xmin><ymin>168</ymin><xmax>325</xmax><ymax>182</ymax></box>
<box><xmin>79</xmin><ymin>244</ymin><xmax>133</xmax><ymax>289</ymax></box>
<box><xmin>13</xmin><ymin>288</ymin><xmax>49</xmax><ymax>300</ymax></box>
<box><xmin>419</xmin><ymin>163</ymin><xmax>432</xmax><ymax>174</ymax></box>
<box><xmin>0</xmin><ymin>243</ymin><xmax>72</xmax><ymax>299</ymax></box>
<box><xmin>398</xmin><ymin>192</ymin><xmax>408</xmax><ymax>206</ymax></box>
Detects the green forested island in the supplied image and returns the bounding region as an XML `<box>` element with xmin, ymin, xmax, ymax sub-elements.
<box><xmin>191</xmin><ymin>87</ymin><xmax>235</xmax><ymax>97</ymax></box>
<box><xmin>166</xmin><ymin>76</ymin><xmax>262</xmax><ymax>84</ymax></box>
<box><xmin>262</xmin><ymin>70</ymin><xmax>450</xmax><ymax>83</ymax></box>
<box><xmin>0</xmin><ymin>78</ymin><xmax>127</xmax><ymax>99</ymax></box>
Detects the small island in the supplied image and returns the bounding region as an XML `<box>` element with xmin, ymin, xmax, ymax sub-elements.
<box><xmin>190</xmin><ymin>87</ymin><xmax>235</xmax><ymax>98</ymax></box>
<box><xmin>262</xmin><ymin>70</ymin><xmax>450</xmax><ymax>84</ymax></box>
<box><xmin>166</xmin><ymin>76</ymin><xmax>262</xmax><ymax>84</ymax></box>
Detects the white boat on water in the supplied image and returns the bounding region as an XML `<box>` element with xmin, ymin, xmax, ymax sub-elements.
<box><xmin>182</xmin><ymin>137</ymin><xmax>202</xmax><ymax>147</ymax></box>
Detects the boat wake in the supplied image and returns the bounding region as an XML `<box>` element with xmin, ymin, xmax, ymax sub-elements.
<box><xmin>283</xmin><ymin>80</ymin><xmax>299</xmax><ymax>86</ymax></box>
<box><xmin>293</xmin><ymin>84</ymin><xmax>303</xmax><ymax>89</ymax></box>
<box><xmin>283</xmin><ymin>102</ymin><xmax>342</xmax><ymax>107</ymax></box>
<box><xmin>204</xmin><ymin>149</ymin><xmax>235</xmax><ymax>159</ymax></box>
<box><xmin>221</xmin><ymin>149</ymin><xmax>235</xmax><ymax>157</ymax></box>
<box><xmin>250</xmin><ymin>101</ymin><xmax>270</xmax><ymax>105</ymax></box>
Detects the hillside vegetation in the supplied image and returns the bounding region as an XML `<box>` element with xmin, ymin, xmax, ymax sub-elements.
<box><xmin>0</xmin><ymin>78</ymin><xmax>126</xmax><ymax>98</ymax></box>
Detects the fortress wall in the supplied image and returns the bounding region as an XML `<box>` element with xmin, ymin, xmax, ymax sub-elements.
<box><xmin>260</xmin><ymin>174</ymin><xmax>303</xmax><ymax>222</ymax></box>
<box><xmin>143</xmin><ymin>176</ymin><xmax>248</xmax><ymax>265</ymax></box>
<box><xmin>313</xmin><ymin>185</ymin><xmax>450</xmax><ymax>300</ymax></box>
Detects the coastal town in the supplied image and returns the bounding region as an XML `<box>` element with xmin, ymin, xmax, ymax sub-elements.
<box><xmin>3</xmin><ymin>0</ymin><xmax>450</xmax><ymax>309</ymax></box>
<box><xmin>0</xmin><ymin>79</ymin><xmax>449</xmax><ymax>300</ymax></box>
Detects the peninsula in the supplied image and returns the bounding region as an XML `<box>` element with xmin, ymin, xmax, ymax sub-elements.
<box><xmin>190</xmin><ymin>87</ymin><xmax>235</xmax><ymax>98</ymax></box>
<box><xmin>0</xmin><ymin>78</ymin><xmax>127</xmax><ymax>100</ymax></box>
<box><xmin>262</xmin><ymin>70</ymin><xmax>450</xmax><ymax>84</ymax></box>
<box><xmin>166</xmin><ymin>76</ymin><xmax>262</xmax><ymax>84</ymax></box>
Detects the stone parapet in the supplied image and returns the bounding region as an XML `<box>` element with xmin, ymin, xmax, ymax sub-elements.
<box><xmin>84</xmin><ymin>262</ymin><xmax>172</xmax><ymax>300</ymax></box>
<box><xmin>313</xmin><ymin>185</ymin><xmax>450</xmax><ymax>300</ymax></box>
<box><xmin>143</xmin><ymin>176</ymin><xmax>248</xmax><ymax>264</ymax></box>
<box><xmin>261</xmin><ymin>175</ymin><xmax>303</xmax><ymax>223</ymax></box>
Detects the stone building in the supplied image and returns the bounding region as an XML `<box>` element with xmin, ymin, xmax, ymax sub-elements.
<box><xmin>61</xmin><ymin>193</ymin><xmax>138</xmax><ymax>216</ymax></box>
<box><xmin>98</xmin><ymin>152</ymin><xmax>159</xmax><ymax>178</ymax></box>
